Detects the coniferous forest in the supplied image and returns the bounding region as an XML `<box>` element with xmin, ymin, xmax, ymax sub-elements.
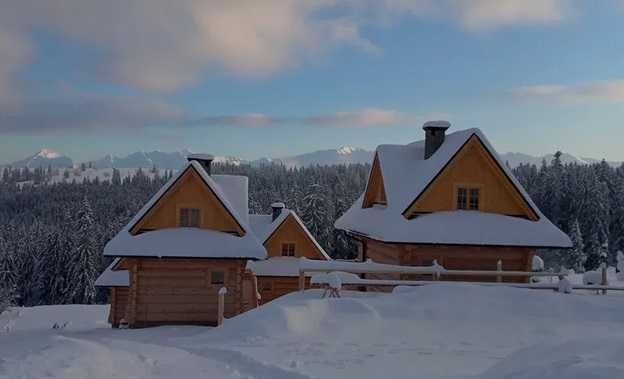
<box><xmin>1</xmin><ymin>153</ymin><xmax>623</xmax><ymax>307</ymax></box>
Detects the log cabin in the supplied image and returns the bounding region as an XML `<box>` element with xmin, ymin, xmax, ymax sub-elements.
<box><xmin>335</xmin><ymin>122</ymin><xmax>572</xmax><ymax>282</ymax></box>
<box><xmin>247</xmin><ymin>203</ymin><xmax>330</xmax><ymax>302</ymax></box>
<box><xmin>95</xmin><ymin>155</ymin><xmax>328</xmax><ymax>327</ymax></box>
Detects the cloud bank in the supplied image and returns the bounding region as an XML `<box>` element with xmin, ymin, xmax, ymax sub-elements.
<box><xmin>513</xmin><ymin>80</ymin><xmax>624</xmax><ymax>103</ymax></box>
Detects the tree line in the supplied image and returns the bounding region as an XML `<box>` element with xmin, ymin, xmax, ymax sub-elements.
<box><xmin>1</xmin><ymin>154</ymin><xmax>623</xmax><ymax>308</ymax></box>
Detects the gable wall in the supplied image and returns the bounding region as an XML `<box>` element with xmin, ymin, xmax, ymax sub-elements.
<box><xmin>264</xmin><ymin>214</ymin><xmax>327</xmax><ymax>259</ymax></box>
<box><xmin>130</xmin><ymin>167</ymin><xmax>244</xmax><ymax>235</ymax></box>
<box><xmin>362</xmin><ymin>153</ymin><xmax>387</xmax><ymax>208</ymax></box>
<box><xmin>404</xmin><ymin>136</ymin><xmax>537</xmax><ymax>220</ymax></box>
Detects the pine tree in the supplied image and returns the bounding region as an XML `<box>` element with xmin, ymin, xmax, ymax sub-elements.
<box><xmin>566</xmin><ymin>219</ymin><xmax>586</xmax><ymax>272</ymax></box>
<box><xmin>302</xmin><ymin>183</ymin><xmax>331</xmax><ymax>250</ymax></box>
<box><xmin>67</xmin><ymin>197</ymin><xmax>99</xmax><ymax>304</ymax></box>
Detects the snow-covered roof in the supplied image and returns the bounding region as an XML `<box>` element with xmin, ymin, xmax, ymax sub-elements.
<box><xmin>248</xmin><ymin>209</ymin><xmax>331</xmax><ymax>260</ymax></box>
<box><xmin>125</xmin><ymin>160</ymin><xmax>251</xmax><ymax>235</ymax></box>
<box><xmin>335</xmin><ymin>128</ymin><xmax>572</xmax><ymax>248</ymax></box>
<box><xmin>104</xmin><ymin>227</ymin><xmax>266</xmax><ymax>260</ymax></box>
<box><xmin>94</xmin><ymin>259</ymin><xmax>129</xmax><ymax>287</ymax></box>
<box><xmin>246</xmin><ymin>256</ymin><xmax>311</xmax><ymax>277</ymax></box>
<box><xmin>212</xmin><ymin>175</ymin><xmax>249</xmax><ymax>225</ymax></box>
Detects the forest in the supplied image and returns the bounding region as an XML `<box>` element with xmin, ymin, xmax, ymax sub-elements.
<box><xmin>1</xmin><ymin>153</ymin><xmax>623</xmax><ymax>307</ymax></box>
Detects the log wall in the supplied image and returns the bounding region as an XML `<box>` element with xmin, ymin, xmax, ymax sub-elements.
<box><xmin>124</xmin><ymin>258</ymin><xmax>251</xmax><ymax>327</ymax></box>
<box><xmin>365</xmin><ymin>238</ymin><xmax>535</xmax><ymax>286</ymax></box>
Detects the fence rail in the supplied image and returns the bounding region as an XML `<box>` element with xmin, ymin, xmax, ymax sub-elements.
<box><xmin>297</xmin><ymin>258</ymin><xmax>624</xmax><ymax>294</ymax></box>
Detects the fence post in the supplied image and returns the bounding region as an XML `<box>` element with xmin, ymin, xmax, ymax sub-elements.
<box><xmin>217</xmin><ymin>287</ymin><xmax>227</xmax><ymax>326</ymax></box>
<box><xmin>496</xmin><ymin>260</ymin><xmax>502</xmax><ymax>283</ymax></box>
<box><xmin>601</xmin><ymin>263</ymin><xmax>608</xmax><ymax>295</ymax></box>
<box><xmin>299</xmin><ymin>269</ymin><xmax>305</xmax><ymax>292</ymax></box>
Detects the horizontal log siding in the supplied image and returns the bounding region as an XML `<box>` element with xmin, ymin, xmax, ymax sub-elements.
<box><xmin>258</xmin><ymin>276</ymin><xmax>313</xmax><ymax>303</ymax></box>
<box><xmin>131</xmin><ymin>258</ymin><xmax>247</xmax><ymax>326</ymax></box>
<box><xmin>366</xmin><ymin>239</ymin><xmax>534</xmax><ymax>285</ymax></box>
<box><xmin>109</xmin><ymin>287</ymin><xmax>129</xmax><ymax>327</ymax></box>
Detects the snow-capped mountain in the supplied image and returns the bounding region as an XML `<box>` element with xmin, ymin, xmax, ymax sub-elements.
<box><xmin>499</xmin><ymin>152</ymin><xmax>620</xmax><ymax>168</ymax></box>
<box><xmin>91</xmin><ymin>150</ymin><xmax>242</xmax><ymax>169</ymax></box>
<box><xmin>271</xmin><ymin>146</ymin><xmax>374</xmax><ymax>168</ymax></box>
<box><xmin>8</xmin><ymin>149</ymin><xmax>73</xmax><ymax>168</ymax></box>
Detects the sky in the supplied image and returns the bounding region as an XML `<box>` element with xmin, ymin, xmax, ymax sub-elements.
<box><xmin>1</xmin><ymin>0</ymin><xmax>624</xmax><ymax>164</ymax></box>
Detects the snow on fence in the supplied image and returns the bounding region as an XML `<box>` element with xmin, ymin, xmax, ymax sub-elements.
<box><xmin>298</xmin><ymin>258</ymin><xmax>624</xmax><ymax>294</ymax></box>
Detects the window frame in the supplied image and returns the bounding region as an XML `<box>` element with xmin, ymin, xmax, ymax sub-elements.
<box><xmin>177</xmin><ymin>205</ymin><xmax>201</xmax><ymax>227</ymax></box>
<box><xmin>281</xmin><ymin>242</ymin><xmax>296</xmax><ymax>257</ymax></box>
<box><xmin>454</xmin><ymin>184</ymin><xmax>482</xmax><ymax>211</ymax></box>
<box><xmin>210</xmin><ymin>271</ymin><xmax>225</xmax><ymax>286</ymax></box>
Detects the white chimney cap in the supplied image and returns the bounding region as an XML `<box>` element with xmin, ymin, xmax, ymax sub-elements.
<box><xmin>423</xmin><ymin>120</ymin><xmax>451</xmax><ymax>129</ymax></box>
<box><xmin>271</xmin><ymin>202</ymin><xmax>285</xmax><ymax>209</ymax></box>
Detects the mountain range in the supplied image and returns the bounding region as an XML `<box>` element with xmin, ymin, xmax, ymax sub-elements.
<box><xmin>3</xmin><ymin>147</ymin><xmax>621</xmax><ymax>170</ymax></box>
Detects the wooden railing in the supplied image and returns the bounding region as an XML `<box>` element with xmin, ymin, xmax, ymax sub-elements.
<box><xmin>297</xmin><ymin>258</ymin><xmax>624</xmax><ymax>294</ymax></box>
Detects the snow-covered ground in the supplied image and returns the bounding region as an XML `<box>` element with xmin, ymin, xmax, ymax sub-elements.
<box><xmin>2</xmin><ymin>284</ymin><xmax>624</xmax><ymax>379</ymax></box>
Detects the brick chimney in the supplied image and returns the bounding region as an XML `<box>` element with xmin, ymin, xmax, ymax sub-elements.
<box><xmin>271</xmin><ymin>202</ymin><xmax>285</xmax><ymax>221</ymax></box>
<box><xmin>423</xmin><ymin>121</ymin><xmax>450</xmax><ymax>159</ymax></box>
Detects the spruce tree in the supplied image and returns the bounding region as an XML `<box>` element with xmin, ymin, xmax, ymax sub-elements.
<box><xmin>67</xmin><ymin>197</ymin><xmax>99</xmax><ymax>304</ymax></box>
<box><xmin>566</xmin><ymin>219</ymin><xmax>586</xmax><ymax>272</ymax></box>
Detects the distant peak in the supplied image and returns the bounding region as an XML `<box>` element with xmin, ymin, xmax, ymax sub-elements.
<box><xmin>37</xmin><ymin>148</ymin><xmax>61</xmax><ymax>159</ymax></box>
<box><xmin>336</xmin><ymin>146</ymin><xmax>359</xmax><ymax>155</ymax></box>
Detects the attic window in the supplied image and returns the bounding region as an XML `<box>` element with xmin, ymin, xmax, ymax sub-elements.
<box><xmin>179</xmin><ymin>208</ymin><xmax>200</xmax><ymax>227</ymax></box>
<box><xmin>456</xmin><ymin>187</ymin><xmax>480</xmax><ymax>211</ymax></box>
<box><xmin>281</xmin><ymin>243</ymin><xmax>296</xmax><ymax>257</ymax></box>
<box><xmin>456</xmin><ymin>188</ymin><xmax>467</xmax><ymax>210</ymax></box>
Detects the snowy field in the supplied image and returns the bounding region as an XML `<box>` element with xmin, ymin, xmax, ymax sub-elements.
<box><xmin>2</xmin><ymin>284</ymin><xmax>624</xmax><ymax>379</ymax></box>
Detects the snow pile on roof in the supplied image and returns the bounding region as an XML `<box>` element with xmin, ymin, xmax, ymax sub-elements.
<box><xmin>336</xmin><ymin>128</ymin><xmax>572</xmax><ymax>248</ymax></box>
<box><xmin>212</xmin><ymin>174</ymin><xmax>249</xmax><ymax>225</ymax></box>
<box><xmin>94</xmin><ymin>259</ymin><xmax>128</xmax><ymax>287</ymax></box>
<box><xmin>104</xmin><ymin>228</ymin><xmax>266</xmax><ymax>260</ymax></box>
<box><xmin>337</xmin><ymin>208</ymin><xmax>571</xmax><ymax>247</ymax></box>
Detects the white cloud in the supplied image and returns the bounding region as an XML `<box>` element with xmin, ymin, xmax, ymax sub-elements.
<box><xmin>453</xmin><ymin>0</ymin><xmax>567</xmax><ymax>30</ymax></box>
<box><xmin>513</xmin><ymin>80</ymin><xmax>624</xmax><ymax>103</ymax></box>
<box><xmin>0</xmin><ymin>26</ymin><xmax>31</xmax><ymax>109</ymax></box>
<box><xmin>187</xmin><ymin>108</ymin><xmax>416</xmax><ymax>128</ymax></box>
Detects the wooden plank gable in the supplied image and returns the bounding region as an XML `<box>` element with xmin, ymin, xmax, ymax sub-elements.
<box><xmin>129</xmin><ymin>165</ymin><xmax>245</xmax><ymax>236</ymax></box>
<box><xmin>403</xmin><ymin>135</ymin><xmax>539</xmax><ymax>220</ymax></box>
<box><xmin>264</xmin><ymin>213</ymin><xmax>328</xmax><ymax>259</ymax></box>
<box><xmin>362</xmin><ymin>152</ymin><xmax>387</xmax><ymax>208</ymax></box>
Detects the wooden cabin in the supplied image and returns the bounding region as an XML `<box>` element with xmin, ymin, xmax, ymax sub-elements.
<box><xmin>247</xmin><ymin>203</ymin><xmax>330</xmax><ymax>302</ymax></box>
<box><xmin>335</xmin><ymin>121</ymin><xmax>571</xmax><ymax>282</ymax></box>
<box><xmin>96</xmin><ymin>155</ymin><xmax>329</xmax><ymax>327</ymax></box>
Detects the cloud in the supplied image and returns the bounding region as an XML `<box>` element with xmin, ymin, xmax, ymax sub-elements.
<box><xmin>512</xmin><ymin>80</ymin><xmax>624</xmax><ymax>103</ymax></box>
<box><xmin>0</xmin><ymin>0</ymin><xmax>377</xmax><ymax>95</ymax></box>
<box><xmin>0</xmin><ymin>26</ymin><xmax>31</xmax><ymax>108</ymax></box>
<box><xmin>0</xmin><ymin>92</ymin><xmax>183</xmax><ymax>134</ymax></box>
<box><xmin>186</xmin><ymin>108</ymin><xmax>417</xmax><ymax>128</ymax></box>
<box><xmin>0</xmin><ymin>0</ymin><xmax>574</xmax><ymax>101</ymax></box>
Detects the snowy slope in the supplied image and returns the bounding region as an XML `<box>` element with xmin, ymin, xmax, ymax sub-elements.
<box><xmin>273</xmin><ymin>146</ymin><xmax>373</xmax><ymax>168</ymax></box>
<box><xmin>9</xmin><ymin>149</ymin><xmax>74</xmax><ymax>169</ymax></box>
<box><xmin>2</xmin><ymin>284</ymin><xmax>624</xmax><ymax>379</ymax></box>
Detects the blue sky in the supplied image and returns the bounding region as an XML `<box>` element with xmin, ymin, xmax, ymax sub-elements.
<box><xmin>1</xmin><ymin>0</ymin><xmax>624</xmax><ymax>163</ymax></box>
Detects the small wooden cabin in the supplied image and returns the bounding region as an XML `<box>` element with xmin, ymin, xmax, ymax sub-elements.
<box><xmin>96</xmin><ymin>155</ymin><xmax>330</xmax><ymax>327</ymax></box>
<box><xmin>335</xmin><ymin>122</ymin><xmax>571</xmax><ymax>282</ymax></box>
<box><xmin>247</xmin><ymin>203</ymin><xmax>330</xmax><ymax>302</ymax></box>
<box><xmin>97</xmin><ymin>156</ymin><xmax>265</xmax><ymax>327</ymax></box>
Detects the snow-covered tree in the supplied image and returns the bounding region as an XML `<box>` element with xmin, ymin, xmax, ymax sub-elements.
<box><xmin>566</xmin><ymin>219</ymin><xmax>586</xmax><ymax>272</ymax></box>
<box><xmin>67</xmin><ymin>197</ymin><xmax>99</xmax><ymax>304</ymax></box>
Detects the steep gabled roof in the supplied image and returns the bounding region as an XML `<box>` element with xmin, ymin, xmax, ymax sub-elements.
<box><xmin>126</xmin><ymin>160</ymin><xmax>249</xmax><ymax>235</ymax></box>
<box><xmin>249</xmin><ymin>209</ymin><xmax>331</xmax><ymax>260</ymax></box>
<box><xmin>335</xmin><ymin>128</ymin><xmax>572</xmax><ymax>248</ymax></box>
<box><xmin>94</xmin><ymin>258</ymin><xmax>129</xmax><ymax>287</ymax></box>
<box><xmin>104</xmin><ymin>161</ymin><xmax>266</xmax><ymax>260</ymax></box>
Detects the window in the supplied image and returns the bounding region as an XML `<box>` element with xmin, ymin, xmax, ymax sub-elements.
<box><xmin>179</xmin><ymin>208</ymin><xmax>200</xmax><ymax>227</ymax></box>
<box><xmin>469</xmin><ymin>188</ymin><xmax>480</xmax><ymax>210</ymax></box>
<box><xmin>457</xmin><ymin>187</ymin><xmax>480</xmax><ymax>211</ymax></box>
<box><xmin>211</xmin><ymin>271</ymin><xmax>225</xmax><ymax>285</ymax></box>
<box><xmin>261</xmin><ymin>281</ymin><xmax>273</xmax><ymax>292</ymax></box>
<box><xmin>456</xmin><ymin>188</ymin><xmax>467</xmax><ymax>210</ymax></box>
<box><xmin>281</xmin><ymin>243</ymin><xmax>296</xmax><ymax>257</ymax></box>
